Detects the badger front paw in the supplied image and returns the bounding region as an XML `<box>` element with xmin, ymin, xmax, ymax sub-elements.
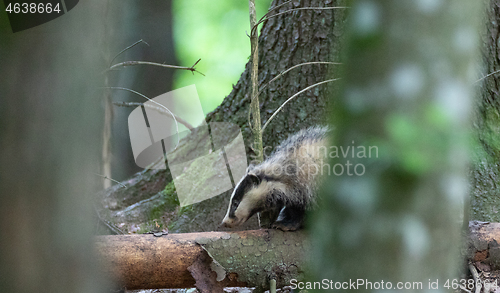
<box><xmin>272</xmin><ymin>220</ymin><xmax>302</xmax><ymax>231</ymax></box>
<box><xmin>271</xmin><ymin>205</ymin><xmax>305</xmax><ymax>231</ymax></box>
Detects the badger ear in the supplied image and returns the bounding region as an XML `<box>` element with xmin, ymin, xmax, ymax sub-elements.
<box><xmin>247</xmin><ymin>173</ymin><xmax>261</xmax><ymax>185</ymax></box>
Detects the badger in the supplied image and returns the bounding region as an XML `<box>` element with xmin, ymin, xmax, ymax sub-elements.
<box><xmin>221</xmin><ymin>126</ymin><xmax>329</xmax><ymax>231</ymax></box>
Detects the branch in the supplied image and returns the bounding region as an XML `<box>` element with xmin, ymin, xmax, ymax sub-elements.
<box><xmin>251</xmin><ymin>61</ymin><xmax>340</xmax><ymax>104</ymax></box>
<box><xmin>93</xmin><ymin>172</ymin><xmax>127</xmax><ymax>189</ymax></box>
<box><xmin>113</xmin><ymin>102</ymin><xmax>194</xmax><ymax>131</ymax></box>
<box><xmin>262</xmin><ymin>78</ymin><xmax>340</xmax><ymax>132</ymax></box>
<box><xmin>107</xmin><ymin>59</ymin><xmax>204</xmax><ymax>76</ymax></box>
<box><xmin>260</xmin><ymin>0</ymin><xmax>292</xmax><ymax>21</ymax></box>
<box><xmin>109</xmin><ymin>39</ymin><xmax>150</xmax><ymax>67</ymax></box>
<box><xmin>248</xmin><ymin>0</ymin><xmax>264</xmax><ymax>164</ymax></box>
<box><xmin>248</xmin><ymin>61</ymin><xmax>340</xmax><ymax>130</ymax></box>
<box><xmin>103</xmin><ymin>87</ymin><xmax>180</xmax><ymax>151</ymax></box>
<box><xmin>475</xmin><ymin>69</ymin><xmax>500</xmax><ymax>83</ymax></box>
<box><xmin>93</xmin><ymin>203</ymin><xmax>125</xmax><ymax>235</ymax></box>
<box><xmin>468</xmin><ymin>263</ymin><xmax>481</xmax><ymax>293</ymax></box>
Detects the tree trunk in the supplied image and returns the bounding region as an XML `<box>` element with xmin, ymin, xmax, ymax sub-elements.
<box><xmin>471</xmin><ymin>0</ymin><xmax>500</xmax><ymax>222</ymax></box>
<box><xmin>0</xmin><ymin>1</ymin><xmax>111</xmax><ymax>292</ymax></box>
<box><xmin>311</xmin><ymin>0</ymin><xmax>482</xmax><ymax>289</ymax></box>
<box><xmin>96</xmin><ymin>0</ymin><xmax>349</xmax><ymax>234</ymax></box>
<box><xmin>102</xmin><ymin>1</ymin><xmax>178</xmax><ymax>184</ymax></box>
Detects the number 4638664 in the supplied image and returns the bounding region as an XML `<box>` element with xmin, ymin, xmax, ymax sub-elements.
<box><xmin>443</xmin><ymin>278</ymin><xmax>498</xmax><ymax>290</ymax></box>
<box><xmin>6</xmin><ymin>2</ymin><xmax>61</xmax><ymax>14</ymax></box>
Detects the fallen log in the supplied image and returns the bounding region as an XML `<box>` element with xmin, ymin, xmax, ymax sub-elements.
<box><xmin>95</xmin><ymin>229</ymin><xmax>307</xmax><ymax>292</ymax></box>
<box><xmin>96</xmin><ymin>221</ymin><xmax>500</xmax><ymax>291</ymax></box>
<box><xmin>468</xmin><ymin>221</ymin><xmax>500</xmax><ymax>268</ymax></box>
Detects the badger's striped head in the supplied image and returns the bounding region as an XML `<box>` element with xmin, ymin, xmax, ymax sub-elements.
<box><xmin>221</xmin><ymin>166</ymin><xmax>262</xmax><ymax>228</ymax></box>
<box><xmin>221</xmin><ymin>165</ymin><xmax>288</xmax><ymax>228</ymax></box>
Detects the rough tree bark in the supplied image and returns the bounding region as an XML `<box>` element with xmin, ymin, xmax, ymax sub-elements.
<box><xmin>96</xmin><ymin>230</ymin><xmax>307</xmax><ymax>291</ymax></box>
<box><xmin>471</xmin><ymin>0</ymin><xmax>500</xmax><ymax>222</ymax></box>
<box><xmin>311</xmin><ymin>0</ymin><xmax>482</xmax><ymax>289</ymax></box>
<box><xmin>96</xmin><ymin>0</ymin><xmax>348</xmax><ymax>234</ymax></box>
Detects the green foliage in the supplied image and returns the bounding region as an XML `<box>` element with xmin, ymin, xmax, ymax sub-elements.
<box><xmin>160</xmin><ymin>181</ymin><xmax>196</xmax><ymax>231</ymax></box>
<box><xmin>163</xmin><ymin>181</ymin><xmax>180</xmax><ymax>206</ymax></box>
<box><xmin>168</xmin><ymin>204</ymin><xmax>195</xmax><ymax>232</ymax></box>
<box><xmin>173</xmin><ymin>0</ymin><xmax>270</xmax><ymax>114</ymax></box>
<box><xmin>146</xmin><ymin>182</ymin><xmax>179</xmax><ymax>221</ymax></box>
<box><xmin>148</xmin><ymin>200</ymin><xmax>170</xmax><ymax>221</ymax></box>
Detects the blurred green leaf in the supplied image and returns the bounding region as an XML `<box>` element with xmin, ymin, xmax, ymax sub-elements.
<box><xmin>173</xmin><ymin>0</ymin><xmax>270</xmax><ymax>114</ymax></box>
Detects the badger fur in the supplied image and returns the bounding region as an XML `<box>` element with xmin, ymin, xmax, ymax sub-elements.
<box><xmin>221</xmin><ymin>126</ymin><xmax>329</xmax><ymax>231</ymax></box>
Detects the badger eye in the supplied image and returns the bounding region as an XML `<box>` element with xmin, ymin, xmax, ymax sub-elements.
<box><xmin>232</xmin><ymin>201</ymin><xmax>239</xmax><ymax>208</ymax></box>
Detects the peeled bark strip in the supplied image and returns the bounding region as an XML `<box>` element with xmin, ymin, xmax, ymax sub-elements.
<box><xmin>95</xmin><ymin>229</ymin><xmax>307</xmax><ymax>290</ymax></box>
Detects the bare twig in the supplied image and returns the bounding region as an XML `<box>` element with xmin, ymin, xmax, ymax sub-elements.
<box><xmin>257</xmin><ymin>0</ymin><xmax>292</xmax><ymax>26</ymax></box>
<box><xmin>109</xmin><ymin>39</ymin><xmax>149</xmax><ymax>67</ymax></box>
<box><xmin>103</xmin><ymin>87</ymin><xmax>180</xmax><ymax>151</ymax></box>
<box><xmin>248</xmin><ymin>61</ymin><xmax>340</xmax><ymax>127</ymax></box>
<box><xmin>248</xmin><ymin>0</ymin><xmax>264</xmax><ymax>163</ymax></box>
<box><xmin>247</xmin><ymin>2</ymin><xmax>294</xmax><ymax>57</ymax></box>
<box><xmin>270</xmin><ymin>278</ymin><xmax>277</xmax><ymax>293</ymax></box>
<box><xmin>469</xmin><ymin>263</ymin><xmax>482</xmax><ymax>293</ymax></box>
<box><xmin>252</xmin><ymin>61</ymin><xmax>340</xmax><ymax>103</ymax></box>
<box><xmin>94</xmin><ymin>203</ymin><xmax>125</xmax><ymax>235</ymax></box>
<box><xmin>262</xmin><ymin>78</ymin><xmax>340</xmax><ymax>132</ymax></box>
<box><xmin>248</xmin><ymin>0</ymin><xmax>265</xmax><ymax>229</ymax></box>
<box><xmin>107</xmin><ymin>59</ymin><xmax>204</xmax><ymax>76</ymax></box>
<box><xmin>251</xmin><ymin>6</ymin><xmax>348</xmax><ymax>36</ymax></box>
<box><xmin>475</xmin><ymin>69</ymin><xmax>500</xmax><ymax>83</ymax></box>
<box><xmin>102</xmin><ymin>71</ymin><xmax>112</xmax><ymax>189</ymax></box>
<box><xmin>113</xmin><ymin>101</ymin><xmax>194</xmax><ymax>130</ymax></box>
<box><xmin>460</xmin><ymin>285</ymin><xmax>472</xmax><ymax>293</ymax></box>
<box><xmin>93</xmin><ymin>172</ymin><xmax>127</xmax><ymax>189</ymax></box>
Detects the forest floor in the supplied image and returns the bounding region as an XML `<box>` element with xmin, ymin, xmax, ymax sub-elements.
<box><xmin>461</xmin><ymin>262</ymin><xmax>500</xmax><ymax>293</ymax></box>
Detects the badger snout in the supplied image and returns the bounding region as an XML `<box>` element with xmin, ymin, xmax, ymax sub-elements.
<box><xmin>219</xmin><ymin>221</ymin><xmax>230</xmax><ymax>229</ymax></box>
<box><xmin>221</xmin><ymin>215</ymin><xmax>240</xmax><ymax>229</ymax></box>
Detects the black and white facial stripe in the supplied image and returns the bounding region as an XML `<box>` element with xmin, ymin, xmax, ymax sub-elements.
<box><xmin>220</xmin><ymin>126</ymin><xmax>329</xmax><ymax>230</ymax></box>
<box><xmin>227</xmin><ymin>172</ymin><xmax>260</xmax><ymax>218</ymax></box>
<box><xmin>221</xmin><ymin>168</ymin><xmax>291</xmax><ymax>228</ymax></box>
